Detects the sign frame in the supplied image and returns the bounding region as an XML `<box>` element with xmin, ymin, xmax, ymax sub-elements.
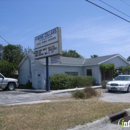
<box><xmin>34</xmin><ymin>27</ymin><xmax>62</xmax><ymax>59</ymax></box>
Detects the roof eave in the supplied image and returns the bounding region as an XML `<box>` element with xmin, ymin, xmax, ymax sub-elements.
<box><xmin>98</xmin><ymin>54</ymin><xmax>118</xmax><ymax>65</ymax></box>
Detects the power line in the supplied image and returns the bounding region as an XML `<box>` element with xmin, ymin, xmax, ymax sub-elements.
<box><xmin>99</xmin><ymin>0</ymin><xmax>130</xmax><ymax>18</ymax></box>
<box><xmin>120</xmin><ymin>0</ymin><xmax>130</xmax><ymax>7</ymax></box>
<box><xmin>0</xmin><ymin>35</ymin><xmax>10</xmax><ymax>44</ymax></box>
<box><xmin>85</xmin><ymin>0</ymin><xmax>130</xmax><ymax>23</ymax></box>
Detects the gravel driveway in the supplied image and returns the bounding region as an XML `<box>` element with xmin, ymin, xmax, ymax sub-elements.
<box><xmin>1</xmin><ymin>88</ymin><xmax>130</xmax><ymax>106</ymax></box>
<box><xmin>0</xmin><ymin>89</ymin><xmax>71</xmax><ymax>106</ymax></box>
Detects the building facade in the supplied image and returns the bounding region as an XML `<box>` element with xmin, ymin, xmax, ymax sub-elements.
<box><xmin>18</xmin><ymin>54</ymin><xmax>130</xmax><ymax>89</ymax></box>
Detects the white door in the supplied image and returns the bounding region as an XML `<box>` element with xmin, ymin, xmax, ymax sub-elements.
<box><xmin>34</xmin><ymin>71</ymin><xmax>44</xmax><ymax>89</ymax></box>
<box><xmin>38</xmin><ymin>73</ymin><xmax>44</xmax><ymax>89</ymax></box>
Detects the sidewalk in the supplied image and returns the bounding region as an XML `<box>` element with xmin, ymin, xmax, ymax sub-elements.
<box><xmin>4</xmin><ymin>86</ymin><xmax>101</xmax><ymax>106</ymax></box>
<box><xmin>17</xmin><ymin>86</ymin><xmax>102</xmax><ymax>94</ymax></box>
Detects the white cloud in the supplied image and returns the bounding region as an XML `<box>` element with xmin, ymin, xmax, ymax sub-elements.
<box><xmin>62</xmin><ymin>16</ymin><xmax>130</xmax><ymax>58</ymax></box>
<box><xmin>63</xmin><ymin>17</ymin><xmax>130</xmax><ymax>46</ymax></box>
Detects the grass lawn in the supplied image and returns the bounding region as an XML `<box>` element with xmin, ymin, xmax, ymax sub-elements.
<box><xmin>0</xmin><ymin>98</ymin><xmax>130</xmax><ymax>130</ymax></box>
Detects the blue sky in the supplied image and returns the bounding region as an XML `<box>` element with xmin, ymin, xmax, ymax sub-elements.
<box><xmin>0</xmin><ymin>0</ymin><xmax>130</xmax><ymax>59</ymax></box>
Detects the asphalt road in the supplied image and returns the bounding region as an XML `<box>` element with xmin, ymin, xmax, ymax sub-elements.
<box><xmin>1</xmin><ymin>88</ymin><xmax>130</xmax><ymax>105</ymax></box>
<box><xmin>0</xmin><ymin>89</ymin><xmax>71</xmax><ymax>105</ymax></box>
<box><xmin>100</xmin><ymin>89</ymin><xmax>130</xmax><ymax>103</ymax></box>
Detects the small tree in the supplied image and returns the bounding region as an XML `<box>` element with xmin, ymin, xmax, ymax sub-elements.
<box><xmin>62</xmin><ymin>50</ymin><xmax>83</xmax><ymax>58</ymax></box>
<box><xmin>0</xmin><ymin>44</ymin><xmax>3</xmax><ymax>60</ymax></box>
<box><xmin>0</xmin><ymin>60</ymin><xmax>15</xmax><ymax>77</ymax></box>
<box><xmin>119</xmin><ymin>66</ymin><xmax>130</xmax><ymax>74</ymax></box>
<box><xmin>3</xmin><ymin>44</ymin><xmax>24</xmax><ymax>68</ymax></box>
<box><xmin>100</xmin><ymin>64</ymin><xmax>115</xmax><ymax>81</ymax></box>
<box><xmin>91</xmin><ymin>54</ymin><xmax>98</xmax><ymax>58</ymax></box>
<box><xmin>125</xmin><ymin>66</ymin><xmax>130</xmax><ymax>74</ymax></box>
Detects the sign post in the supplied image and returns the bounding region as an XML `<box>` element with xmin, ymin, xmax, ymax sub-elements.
<box><xmin>34</xmin><ymin>27</ymin><xmax>62</xmax><ymax>91</ymax></box>
<box><xmin>46</xmin><ymin>57</ymin><xmax>50</xmax><ymax>91</ymax></box>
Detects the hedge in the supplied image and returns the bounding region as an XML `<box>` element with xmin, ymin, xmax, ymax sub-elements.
<box><xmin>50</xmin><ymin>74</ymin><xmax>73</xmax><ymax>90</ymax></box>
<box><xmin>50</xmin><ymin>74</ymin><xmax>94</xmax><ymax>90</ymax></box>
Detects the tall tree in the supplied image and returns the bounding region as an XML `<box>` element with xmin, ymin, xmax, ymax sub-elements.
<box><xmin>0</xmin><ymin>60</ymin><xmax>15</xmax><ymax>77</ymax></box>
<box><xmin>62</xmin><ymin>50</ymin><xmax>83</xmax><ymax>58</ymax></box>
<box><xmin>0</xmin><ymin>44</ymin><xmax>3</xmax><ymax>60</ymax></box>
<box><xmin>3</xmin><ymin>44</ymin><xmax>24</xmax><ymax>67</ymax></box>
<box><xmin>0</xmin><ymin>44</ymin><xmax>34</xmax><ymax>76</ymax></box>
<box><xmin>91</xmin><ymin>54</ymin><xmax>98</xmax><ymax>58</ymax></box>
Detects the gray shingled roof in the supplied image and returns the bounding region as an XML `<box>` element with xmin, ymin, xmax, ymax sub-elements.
<box><xmin>39</xmin><ymin>56</ymin><xmax>85</xmax><ymax>66</ymax></box>
<box><xmin>83</xmin><ymin>54</ymin><xmax>118</xmax><ymax>66</ymax></box>
<box><xmin>27</xmin><ymin>53</ymin><xmax>119</xmax><ymax>66</ymax></box>
<box><xmin>60</xmin><ymin>56</ymin><xmax>85</xmax><ymax>65</ymax></box>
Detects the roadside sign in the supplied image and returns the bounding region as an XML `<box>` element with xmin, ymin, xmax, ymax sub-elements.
<box><xmin>51</xmin><ymin>55</ymin><xmax>61</xmax><ymax>64</ymax></box>
<box><xmin>34</xmin><ymin>27</ymin><xmax>62</xmax><ymax>59</ymax></box>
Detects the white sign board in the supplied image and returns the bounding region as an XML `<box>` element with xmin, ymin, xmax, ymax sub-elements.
<box><xmin>34</xmin><ymin>27</ymin><xmax>62</xmax><ymax>59</ymax></box>
<box><xmin>35</xmin><ymin>42</ymin><xmax>59</xmax><ymax>59</ymax></box>
<box><xmin>51</xmin><ymin>55</ymin><xmax>61</xmax><ymax>64</ymax></box>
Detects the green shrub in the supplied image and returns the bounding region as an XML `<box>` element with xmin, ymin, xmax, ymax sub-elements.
<box><xmin>50</xmin><ymin>74</ymin><xmax>73</xmax><ymax>90</ymax></box>
<box><xmin>50</xmin><ymin>74</ymin><xmax>94</xmax><ymax>90</ymax></box>
<box><xmin>72</xmin><ymin>90</ymin><xmax>86</xmax><ymax>99</ymax></box>
<box><xmin>18</xmin><ymin>80</ymin><xmax>33</xmax><ymax>89</ymax></box>
<box><xmin>71</xmin><ymin>76</ymin><xmax>82</xmax><ymax>87</ymax></box>
<box><xmin>25</xmin><ymin>80</ymin><xmax>32</xmax><ymax>88</ymax></box>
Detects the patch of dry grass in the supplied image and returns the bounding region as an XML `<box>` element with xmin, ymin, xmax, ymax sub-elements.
<box><xmin>45</xmin><ymin>89</ymin><xmax>102</xmax><ymax>101</ymax></box>
<box><xmin>0</xmin><ymin>99</ymin><xmax>130</xmax><ymax>130</ymax></box>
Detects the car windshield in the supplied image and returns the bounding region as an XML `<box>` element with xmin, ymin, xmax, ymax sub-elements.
<box><xmin>114</xmin><ymin>75</ymin><xmax>130</xmax><ymax>81</ymax></box>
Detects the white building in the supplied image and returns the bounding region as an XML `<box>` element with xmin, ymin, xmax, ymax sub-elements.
<box><xmin>18</xmin><ymin>53</ymin><xmax>130</xmax><ymax>89</ymax></box>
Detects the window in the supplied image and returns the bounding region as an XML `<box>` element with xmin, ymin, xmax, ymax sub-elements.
<box><xmin>86</xmin><ymin>69</ymin><xmax>92</xmax><ymax>76</ymax></box>
<box><xmin>65</xmin><ymin>72</ymin><xmax>78</xmax><ymax>76</ymax></box>
<box><xmin>0</xmin><ymin>74</ymin><xmax>4</xmax><ymax>78</ymax></box>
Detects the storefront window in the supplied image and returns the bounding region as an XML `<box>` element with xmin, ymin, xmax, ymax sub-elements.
<box><xmin>65</xmin><ymin>72</ymin><xmax>78</xmax><ymax>76</ymax></box>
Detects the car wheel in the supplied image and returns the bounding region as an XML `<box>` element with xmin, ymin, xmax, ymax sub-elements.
<box><xmin>127</xmin><ymin>86</ymin><xmax>130</xmax><ymax>93</ymax></box>
<box><xmin>7</xmin><ymin>83</ymin><xmax>16</xmax><ymax>91</ymax></box>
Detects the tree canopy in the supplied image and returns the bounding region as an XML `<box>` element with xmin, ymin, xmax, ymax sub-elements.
<box><xmin>0</xmin><ymin>44</ymin><xmax>29</xmax><ymax>76</ymax></box>
<box><xmin>62</xmin><ymin>50</ymin><xmax>83</xmax><ymax>58</ymax></box>
<box><xmin>0</xmin><ymin>60</ymin><xmax>15</xmax><ymax>77</ymax></box>
<box><xmin>3</xmin><ymin>44</ymin><xmax>24</xmax><ymax>67</ymax></box>
<box><xmin>127</xmin><ymin>56</ymin><xmax>130</xmax><ymax>61</ymax></box>
<box><xmin>91</xmin><ymin>54</ymin><xmax>98</xmax><ymax>58</ymax></box>
<box><xmin>0</xmin><ymin>44</ymin><xmax>34</xmax><ymax>76</ymax></box>
<box><xmin>0</xmin><ymin>44</ymin><xmax>3</xmax><ymax>60</ymax></box>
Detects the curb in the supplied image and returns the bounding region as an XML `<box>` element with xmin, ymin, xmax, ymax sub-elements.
<box><xmin>17</xmin><ymin>86</ymin><xmax>102</xmax><ymax>94</ymax></box>
<box><xmin>109</xmin><ymin>110</ymin><xmax>127</xmax><ymax>122</ymax></box>
<box><xmin>67</xmin><ymin>109</ymin><xmax>130</xmax><ymax>130</ymax></box>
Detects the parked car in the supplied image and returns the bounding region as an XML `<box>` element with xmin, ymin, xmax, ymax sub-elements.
<box><xmin>106</xmin><ymin>75</ymin><xmax>130</xmax><ymax>92</ymax></box>
<box><xmin>0</xmin><ymin>73</ymin><xmax>19</xmax><ymax>91</ymax></box>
